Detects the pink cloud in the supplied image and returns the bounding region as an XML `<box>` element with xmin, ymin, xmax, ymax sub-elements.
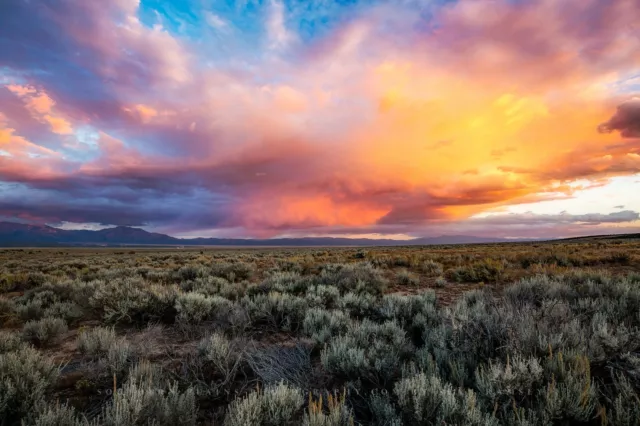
<box><xmin>6</xmin><ymin>85</ymin><xmax>73</xmax><ymax>135</ymax></box>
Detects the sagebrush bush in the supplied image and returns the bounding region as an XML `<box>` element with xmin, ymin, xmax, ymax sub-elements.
<box><xmin>607</xmin><ymin>373</ymin><xmax>640</xmax><ymax>426</ymax></box>
<box><xmin>445</xmin><ymin>258</ymin><xmax>505</xmax><ymax>283</ymax></box>
<box><xmin>475</xmin><ymin>353</ymin><xmax>544</xmax><ymax>406</ymax></box>
<box><xmin>394</xmin><ymin>370</ymin><xmax>496</xmax><ymax>425</ymax></box>
<box><xmin>176</xmin><ymin>265</ymin><xmax>206</xmax><ymax>282</ymax></box>
<box><xmin>13</xmin><ymin>289</ymin><xmax>65</xmax><ymax>321</ymax></box>
<box><xmin>321</xmin><ymin>319</ymin><xmax>411</xmax><ymax>386</ymax></box>
<box><xmin>42</xmin><ymin>301</ymin><xmax>83</xmax><ymax>323</ymax></box>
<box><xmin>304</xmin><ymin>390</ymin><xmax>354</xmax><ymax>426</ymax></box>
<box><xmin>211</xmin><ymin>261</ymin><xmax>255</xmax><ymax>282</ymax></box>
<box><xmin>197</xmin><ymin>332</ymin><xmax>239</xmax><ymax>379</ymax></box>
<box><xmin>368</xmin><ymin>390</ymin><xmax>402</xmax><ymax>426</ymax></box>
<box><xmin>262</xmin><ymin>382</ymin><xmax>305</xmax><ymax>425</ymax></box>
<box><xmin>29</xmin><ymin>403</ymin><xmax>87</xmax><ymax>426</ymax></box>
<box><xmin>127</xmin><ymin>359</ymin><xmax>163</xmax><ymax>387</ymax></box>
<box><xmin>538</xmin><ymin>353</ymin><xmax>598</xmax><ymax>423</ymax></box>
<box><xmin>303</xmin><ymin>308</ymin><xmax>350</xmax><ymax>344</ymax></box>
<box><xmin>186</xmin><ymin>276</ymin><xmax>236</xmax><ymax>297</ymax></box>
<box><xmin>77</xmin><ymin>326</ymin><xmax>117</xmax><ymax>357</ymax></box>
<box><xmin>22</xmin><ymin>316</ymin><xmax>68</xmax><ymax>347</ymax></box>
<box><xmin>422</xmin><ymin>260</ymin><xmax>444</xmax><ymax>277</ymax></box>
<box><xmin>224</xmin><ymin>382</ymin><xmax>304</xmax><ymax>426</ymax></box>
<box><xmin>179</xmin><ymin>332</ymin><xmax>242</xmax><ymax>397</ymax></box>
<box><xmin>89</xmin><ymin>277</ymin><xmax>177</xmax><ymax>325</ymax></box>
<box><xmin>96</xmin><ymin>380</ymin><xmax>197</xmax><ymax>426</ymax></box>
<box><xmin>0</xmin><ymin>297</ymin><xmax>14</xmax><ymax>325</ymax></box>
<box><xmin>0</xmin><ymin>330</ymin><xmax>25</xmax><ymax>353</ymax></box>
<box><xmin>377</xmin><ymin>292</ymin><xmax>439</xmax><ymax>345</ymax></box>
<box><xmin>317</xmin><ymin>262</ymin><xmax>387</xmax><ymax>295</ymax></box>
<box><xmin>337</xmin><ymin>292</ymin><xmax>376</xmax><ymax>318</ymax></box>
<box><xmin>397</xmin><ymin>269</ymin><xmax>419</xmax><ymax>286</ymax></box>
<box><xmin>305</xmin><ymin>285</ymin><xmax>341</xmax><ymax>309</ymax></box>
<box><xmin>175</xmin><ymin>292</ymin><xmax>215</xmax><ymax>324</ymax></box>
<box><xmin>0</xmin><ymin>346</ymin><xmax>59</xmax><ymax>424</ymax></box>
<box><xmin>104</xmin><ymin>338</ymin><xmax>134</xmax><ymax>376</ymax></box>
<box><xmin>244</xmin><ymin>292</ymin><xmax>308</xmax><ymax>331</ymax></box>
<box><xmin>434</xmin><ymin>276</ymin><xmax>447</xmax><ymax>287</ymax></box>
<box><xmin>257</xmin><ymin>272</ymin><xmax>311</xmax><ymax>295</ymax></box>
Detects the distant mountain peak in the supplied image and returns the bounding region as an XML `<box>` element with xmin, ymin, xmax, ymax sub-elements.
<box><xmin>0</xmin><ymin>220</ymin><xmax>539</xmax><ymax>247</ymax></box>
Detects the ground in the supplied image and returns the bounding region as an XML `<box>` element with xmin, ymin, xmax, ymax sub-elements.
<box><xmin>1</xmin><ymin>240</ymin><xmax>639</xmax><ymax>425</ymax></box>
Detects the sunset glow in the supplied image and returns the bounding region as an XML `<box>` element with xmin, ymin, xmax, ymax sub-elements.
<box><xmin>1</xmin><ymin>0</ymin><xmax>639</xmax><ymax>238</ymax></box>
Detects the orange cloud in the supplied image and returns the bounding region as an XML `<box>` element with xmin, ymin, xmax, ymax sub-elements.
<box><xmin>236</xmin><ymin>194</ymin><xmax>388</xmax><ymax>232</ymax></box>
<box><xmin>5</xmin><ymin>84</ymin><xmax>73</xmax><ymax>135</ymax></box>
<box><xmin>0</xmin><ymin>113</ymin><xmax>59</xmax><ymax>158</ymax></box>
<box><xmin>123</xmin><ymin>104</ymin><xmax>159</xmax><ymax>123</ymax></box>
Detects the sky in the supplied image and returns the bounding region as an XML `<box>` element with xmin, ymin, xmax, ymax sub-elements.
<box><xmin>0</xmin><ymin>0</ymin><xmax>639</xmax><ymax>239</ymax></box>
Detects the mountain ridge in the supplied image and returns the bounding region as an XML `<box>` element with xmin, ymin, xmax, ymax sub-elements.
<box><xmin>0</xmin><ymin>221</ymin><xmax>531</xmax><ymax>247</ymax></box>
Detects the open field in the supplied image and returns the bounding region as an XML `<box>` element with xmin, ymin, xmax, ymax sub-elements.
<box><xmin>1</xmin><ymin>240</ymin><xmax>640</xmax><ymax>425</ymax></box>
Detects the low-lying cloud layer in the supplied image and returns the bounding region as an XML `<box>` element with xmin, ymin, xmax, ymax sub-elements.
<box><xmin>1</xmin><ymin>0</ymin><xmax>639</xmax><ymax>238</ymax></box>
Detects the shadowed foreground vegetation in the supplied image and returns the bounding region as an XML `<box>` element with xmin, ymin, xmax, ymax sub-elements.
<box><xmin>1</xmin><ymin>240</ymin><xmax>639</xmax><ymax>425</ymax></box>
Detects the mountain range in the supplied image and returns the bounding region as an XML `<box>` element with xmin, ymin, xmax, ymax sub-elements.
<box><xmin>0</xmin><ymin>221</ymin><xmax>527</xmax><ymax>247</ymax></box>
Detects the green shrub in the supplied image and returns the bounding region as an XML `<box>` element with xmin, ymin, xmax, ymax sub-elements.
<box><xmin>175</xmin><ymin>292</ymin><xmax>215</xmax><ymax>324</ymax></box>
<box><xmin>211</xmin><ymin>262</ymin><xmax>255</xmax><ymax>282</ymax></box>
<box><xmin>29</xmin><ymin>403</ymin><xmax>88</xmax><ymax>426</ymax></box>
<box><xmin>22</xmin><ymin>317</ymin><xmax>68</xmax><ymax>347</ymax></box>
<box><xmin>186</xmin><ymin>276</ymin><xmax>234</xmax><ymax>297</ymax></box>
<box><xmin>127</xmin><ymin>359</ymin><xmax>163</xmax><ymax>387</ymax></box>
<box><xmin>378</xmin><ymin>292</ymin><xmax>438</xmax><ymax>344</ymax></box>
<box><xmin>394</xmin><ymin>371</ymin><xmax>496</xmax><ymax>425</ymax></box>
<box><xmin>445</xmin><ymin>258</ymin><xmax>505</xmax><ymax>283</ymax></box>
<box><xmin>176</xmin><ymin>265</ymin><xmax>205</xmax><ymax>282</ymax></box>
<box><xmin>538</xmin><ymin>354</ymin><xmax>598</xmax><ymax>423</ymax></box>
<box><xmin>305</xmin><ymin>285</ymin><xmax>341</xmax><ymax>309</ymax></box>
<box><xmin>0</xmin><ymin>331</ymin><xmax>25</xmax><ymax>353</ymax></box>
<box><xmin>368</xmin><ymin>390</ymin><xmax>402</xmax><ymax>426</ymax></box>
<box><xmin>337</xmin><ymin>292</ymin><xmax>376</xmax><ymax>318</ymax></box>
<box><xmin>397</xmin><ymin>269</ymin><xmax>419</xmax><ymax>286</ymax></box>
<box><xmin>605</xmin><ymin>252</ymin><xmax>631</xmax><ymax>265</ymax></box>
<box><xmin>14</xmin><ymin>298</ymin><xmax>45</xmax><ymax>321</ymax></box>
<box><xmin>179</xmin><ymin>333</ymin><xmax>242</xmax><ymax>397</ymax></box>
<box><xmin>317</xmin><ymin>262</ymin><xmax>387</xmax><ymax>295</ymax></box>
<box><xmin>258</xmin><ymin>272</ymin><xmax>311</xmax><ymax>295</ymax></box>
<box><xmin>0</xmin><ymin>346</ymin><xmax>59</xmax><ymax>424</ymax></box>
<box><xmin>224</xmin><ymin>387</ymin><xmax>262</xmax><ymax>425</ymax></box>
<box><xmin>422</xmin><ymin>260</ymin><xmax>444</xmax><ymax>277</ymax></box>
<box><xmin>0</xmin><ymin>297</ymin><xmax>14</xmax><ymax>325</ymax></box>
<box><xmin>43</xmin><ymin>301</ymin><xmax>83</xmax><ymax>323</ymax></box>
<box><xmin>224</xmin><ymin>382</ymin><xmax>304</xmax><ymax>426</ymax></box>
<box><xmin>244</xmin><ymin>292</ymin><xmax>308</xmax><ymax>331</ymax></box>
<box><xmin>321</xmin><ymin>319</ymin><xmax>411</xmax><ymax>386</ymax></box>
<box><xmin>89</xmin><ymin>278</ymin><xmax>177</xmax><ymax>325</ymax></box>
<box><xmin>96</xmin><ymin>380</ymin><xmax>197</xmax><ymax>426</ymax></box>
<box><xmin>77</xmin><ymin>326</ymin><xmax>117</xmax><ymax>357</ymax></box>
<box><xmin>607</xmin><ymin>373</ymin><xmax>640</xmax><ymax>426</ymax></box>
<box><xmin>104</xmin><ymin>338</ymin><xmax>134</xmax><ymax>376</ymax></box>
<box><xmin>475</xmin><ymin>353</ymin><xmax>544</xmax><ymax>408</ymax></box>
<box><xmin>197</xmin><ymin>332</ymin><xmax>239</xmax><ymax>379</ymax></box>
<box><xmin>378</xmin><ymin>292</ymin><xmax>437</xmax><ymax>324</ymax></box>
<box><xmin>303</xmin><ymin>308</ymin><xmax>350</xmax><ymax>344</ymax></box>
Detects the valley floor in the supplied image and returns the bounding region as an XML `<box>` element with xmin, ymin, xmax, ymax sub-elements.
<box><xmin>1</xmin><ymin>240</ymin><xmax>639</xmax><ymax>425</ymax></box>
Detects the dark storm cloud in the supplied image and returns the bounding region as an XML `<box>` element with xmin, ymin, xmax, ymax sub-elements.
<box><xmin>599</xmin><ymin>99</ymin><xmax>640</xmax><ymax>138</ymax></box>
